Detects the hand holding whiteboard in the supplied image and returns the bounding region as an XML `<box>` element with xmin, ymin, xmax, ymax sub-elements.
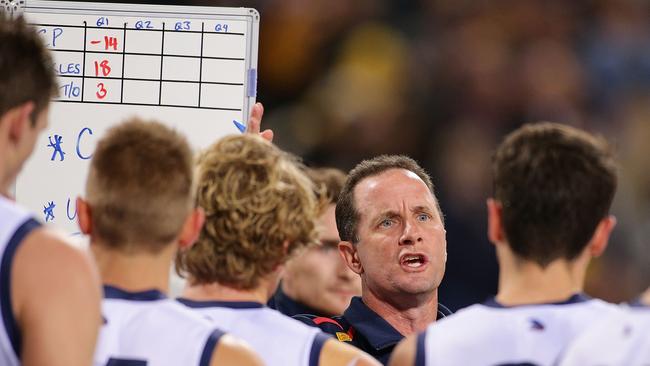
<box><xmin>7</xmin><ymin>0</ymin><xmax>260</xmax><ymax>234</ymax></box>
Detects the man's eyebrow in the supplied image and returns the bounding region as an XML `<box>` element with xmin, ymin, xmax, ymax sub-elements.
<box><xmin>411</xmin><ymin>205</ymin><xmax>434</xmax><ymax>214</ymax></box>
<box><xmin>370</xmin><ymin>210</ymin><xmax>400</xmax><ymax>224</ymax></box>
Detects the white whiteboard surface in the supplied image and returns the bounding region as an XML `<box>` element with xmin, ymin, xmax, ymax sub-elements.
<box><xmin>8</xmin><ymin>0</ymin><xmax>260</xmax><ymax>234</ymax></box>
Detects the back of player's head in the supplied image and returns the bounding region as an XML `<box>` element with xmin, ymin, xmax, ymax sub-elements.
<box><xmin>305</xmin><ymin>167</ymin><xmax>346</xmax><ymax>207</ymax></box>
<box><xmin>0</xmin><ymin>15</ymin><xmax>57</xmax><ymax>121</ymax></box>
<box><xmin>86</xmin><ymin>118</ymin><xmax>194</xmax><ymax>253</ymax></box>
<box><xmin>177</xmin><ymin>134</ymin><xmax>319</xmax><ymax>290</ymax></box>
<box><xmin>493</xmin><ymin>122</ymin><xmax>617</xmax><ymax>267</ymax></box>
<box><xmin>336</xmin><ymin>154</ymin><xmax>439</xmax><ymax>243</ymax></box>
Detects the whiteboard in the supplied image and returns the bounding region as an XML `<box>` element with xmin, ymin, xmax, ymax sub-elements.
<box><xmin>5</xmin><ymin>0</ymin><xmax>260</xmax><ymax>234</ymax></box>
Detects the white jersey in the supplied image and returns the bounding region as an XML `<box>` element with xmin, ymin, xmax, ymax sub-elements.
<box><xmin>177</xmin><ymin>298</ymin><xmax>330</xmax><ymax>366</ymax></box>
<box><xmin>559</xmin><ymin>304</ymin><xmax>650</xmax><ymax>366</ymax></box>
<box><xmin>96</xmin><ymin>286</ymin><xmax>225</xmax><ymax>366</ymax></box>
<box><xmin>416</xmin><ymin>294</ymin><xmax>619</xmax><ymax>366</ymax></box>
<box><xmin>0</xmin><ymin>196</ymin><xmax>40</xmax><ymax>366</ymax></box>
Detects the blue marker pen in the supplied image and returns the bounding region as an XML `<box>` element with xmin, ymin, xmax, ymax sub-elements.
<box><xmin>233</xmin><ymin>120</ymin><xmax>246</xmax><ymax>133</ymax></box>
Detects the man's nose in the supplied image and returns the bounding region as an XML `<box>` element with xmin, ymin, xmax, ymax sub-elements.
<box><xmin>399</xmin><ymin>220</ymin><xmax>423</xmax><ymax>246</ymax></box>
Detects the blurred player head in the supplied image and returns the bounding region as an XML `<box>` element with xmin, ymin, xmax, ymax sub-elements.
<box><xmin>0</xmin><ymin>15</ymin><xmax>57</xmax><ymax>195</ymax></box>
<box><xmin>176</xmin><ymin>134</ymin><xmax>319</xmax><ymax>296</ymax></box>
<box><xmin>78</xmin><ymin>118</ymin><xmax>203</xmax><ymax>256</ymax></box>
<box><xmin>489</xmin><ymin>122</ymin><xmax>617</xmax><ymax>268</ymax></box>
<box><xmin>282</xmin><ymin>167</ymin><xmax>362</xmax><ymax>316</ymax></box>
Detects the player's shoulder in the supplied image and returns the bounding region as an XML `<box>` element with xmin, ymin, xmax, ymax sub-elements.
<box><xmin>558</xmin><ymin>306</ymin><xmax>650</xmax><ymax>366</ymax></box>
<box><xmin>15</xmin><ymin>226</ymin><xmax>98</xmax><ymax>289</ymax></box>
<box><xmin>150</xmin><ymin>298</ymin><xmax>216</xmax><ymax>326</ymax></box>
<box><xmin>256</xmin><ymin>307</ymin><xmax>325</xmax><ymax>335</ymax></box>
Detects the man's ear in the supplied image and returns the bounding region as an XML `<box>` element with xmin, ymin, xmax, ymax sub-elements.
<box><xmin>76</xmin><ymin>197</ymin><xmax>92</xmax><ymax>235</ymax></box>
<box><xmin>5</xmin><ymin>102</ymin><xmax>35</xmax><ymax>143</ymax></box>
<box><xmin>587</xmin><ymin>215</ymin><xmax>616</xmax><ymax>258</ymax></box>
<box><xmin>487</xmin><ymin>198</ymin><xmax>505</xmax><ymax>246</ymax></box>
<box><xmin>338</xmin><ymin>241</ymin><xmax>363</xmax><ymax>275</ymax></box>
<box><xmin>178</xmin><ymin>207</ymin><xmax>205</xmax><ymax>249</ymax></box>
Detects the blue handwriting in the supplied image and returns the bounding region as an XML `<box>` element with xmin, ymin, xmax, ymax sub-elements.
<box><xmin>135</xmin><ymin>20</ymin><xmax>154</xmax><ymax>29</ymax></box>
<box><xmin>47</xmin><ymin>135</ymin><xmax>66</xmax><ymax>161</ymax></box>
<box><xmin>76</xmin><ymin>127</ymin><xmax>94</xmax><ymax>160</ymax></box>
<box><xmin>43</xmin><ymin>201</ymin><xmax>55</xmax><ymax>222</ymax></box>
<box><xmin>174</xmin><ymin>21</ymin><xmax>191</xmax><ymax>31</ymax></box>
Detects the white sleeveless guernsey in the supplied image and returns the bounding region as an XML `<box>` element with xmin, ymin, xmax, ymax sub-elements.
<box><xmin>96</xmin><ymin>286</ymin><xmax>225</xmax><ymax>366</ymax></box>
<box><xmin>558</xmin><ymin>303</ymin><xmax>650</xmax><ymax>366</ymax></box>
<box><xmin>415</xmin><ymin>294</ymin><xmax>619</xmax><ymax>366</ymax></box>
<box><xmin>0</xmin><ymin>196</ymin><xmax>41</xmax><ymax>366</ymax></box>
<box><xmin>178</xmin><ymin>299</ymin><xmax>330</xmax><ymax>366</ymax></box>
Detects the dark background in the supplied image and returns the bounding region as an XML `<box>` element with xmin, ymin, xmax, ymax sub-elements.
<box><xmin>76</xmin><ymin>0</ymin><xmax>650</xmax><ymax>310</ymax></box>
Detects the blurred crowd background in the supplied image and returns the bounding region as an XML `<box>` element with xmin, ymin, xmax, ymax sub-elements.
<box><xmin>93</xmin><ymin>0</ymin><xmax>650</xmax><ymax>310</ymax></box>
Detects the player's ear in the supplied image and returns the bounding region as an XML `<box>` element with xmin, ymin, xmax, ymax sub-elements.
<box><xmin>3</xmin><ymin>101</ymin><xmax>34</xmax><ymax>143</ymax></box>
<box><xmin>178</xmin><ymin>207</ymin><xmax>205</xmax><ymax>249</ymax></box>
<box><xmin>76</xmin><ymin>196</ymin><xmax>92</xmax><ymax>235</ymax></box>
<box><xmin>339</xmin><ymin>241</ymin><xmax>363</xmax><ymax>275</ymax></box>
<box><xmin>587</xmin><ymin>215</ymin><xmax>616</xmax><ymax>257</ymax></box>
<box><xmin>487</xmin><ymin>198</ymin><xmax>505</xmax><ymax>246</ymax></box>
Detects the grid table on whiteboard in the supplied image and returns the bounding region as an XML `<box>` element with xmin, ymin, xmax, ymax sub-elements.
<box><xmin>34</xmin><ymin>13</ymin><xmax>249</xmax><ymax>111</ymax></box>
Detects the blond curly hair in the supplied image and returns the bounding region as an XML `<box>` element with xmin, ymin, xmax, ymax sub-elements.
<box><xmin>176</xmin><ymin>134</ymin><xmax>319</xmax><ymax>289</ymax></box>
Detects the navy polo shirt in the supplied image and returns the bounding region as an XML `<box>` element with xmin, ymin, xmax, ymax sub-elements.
<box><xmin>293</xmin><ymin>296</ymin><xmax>452</xmax><ymax>365</ymax></box>
<box><xmin>268</xmin><ymin>286</ymin><xmax>323</xmax><ymax>317</ymax></box>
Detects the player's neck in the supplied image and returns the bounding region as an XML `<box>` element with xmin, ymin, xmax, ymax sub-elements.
<box><xmin>496</xmin><ymin>251</ymin><xmax>585</xmax><ymax>306</ymax></box>
<box><xmin>91</xmin><ymin>241</ymin><xmax>172</xmax><ymax>295</ymax></box>
<box><xmin>0</xmin><ymin>164</ymin><xmax>13</xmax><ymax>198</ymax></box>
<box><xmin>640</xmin><ymin>287</ymin><xmax>650</xmax><ymax>306</ymax></box>
<box><xmin>362</xmin><ymin>287</ymin><xmax>439</xmax><ymax>336</ymax></box>
<box><xmin>182</xmin><ymin>281</ymin><xmax>269</xmax><ymax>304</ymax></box>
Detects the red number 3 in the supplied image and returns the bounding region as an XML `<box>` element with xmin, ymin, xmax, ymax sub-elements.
<box><xmin>96</xmin><ymin>83</ymin><xmax>107</xmax><ymax>99</ymax></box>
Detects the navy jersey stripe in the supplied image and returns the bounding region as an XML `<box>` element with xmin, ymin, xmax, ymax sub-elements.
<box><xmin>415</xmin><ymin>331</ymin><xmax>426</xmax><ymax>366</ymax></box>
<box><xmin>483</xmin><ymin>293</ymin><xmax>591</xmax><ymax>308</ymax></box>
<box><xmin>309</xmin><ymin>332</ymin><xmax>330</xmax><ymax>366</ymax></box>
<box><xmin>199</xmin><ymin>328</ymin><xmax>225</xmax><ymax>366</ymax></box>
<box><xmin>0</xmin><ymin>218</ymin><xmax>41</xmax><ymax>359</ymax></box>
<box><xmin>177</xmin><ymin>298</ymin><xmax>264</xmax><ymax>309</ymax></box>
<box><xmin>103</xmin><ymin>285</ymin><xmax>166</xmax><ymax>301</ymax></box>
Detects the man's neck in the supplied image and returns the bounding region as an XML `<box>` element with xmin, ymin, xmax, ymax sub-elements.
<box><xmin>361</xmin><ymin>288</ymin><xmax>439</xmax><ymax>336</ymax></box>
<box><xmin>91</xmin><ymin>242</ymin><xmax>173</xmax><ymax>295</ymax></box>
<box><xmin>182</xmin><ymin>280</ymin><xmax>271</xmax><ymax>304</ymax></box>
<box><xmin>496</xmin><ymin>253</ymin><xmax>585</xmax><ymax>306</ymax></box>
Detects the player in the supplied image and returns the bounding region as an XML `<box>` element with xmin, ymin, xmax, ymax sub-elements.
<box><xmin>270</xmin><ymin>167</ymin><xmax>362</xmax><ymax>317</ymax></box>
<box><xmin>176</xmin><ymin>134</ymin><xmax>379</xmax><ymax>366</ymax></box>
<box><xmin>390</xmin><ymin>122</ymin><xmax>619</xmax><ymax>366</ymax></box>
<box><xmin>0</xmin><ymin>15</ymin><xmax>102</xmax><ymax>366</ymax></box>
<box><xmin>76</xmin><ymin>119</ymin><xmax>261</xmax><ymax>365</ymax></box>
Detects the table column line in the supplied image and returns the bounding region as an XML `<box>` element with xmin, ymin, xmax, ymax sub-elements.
<box><xmin>158</xmin><ymin>22</ymin><xmax>165</xmax><ymax>106</ymax></box>
<box><xmin>198</xmin><ymin>22</ymin><xmax>205</xmax><ymax>108</ymax></box>
<box><xmin>81</xmin><ymin>21</ymin><xmax>88</xmax><ymax>101</ymax></box>
<box><xmin>120</xmin><ymin>22</ymin><xmax>127</xmax><ymax>103</ymax></box>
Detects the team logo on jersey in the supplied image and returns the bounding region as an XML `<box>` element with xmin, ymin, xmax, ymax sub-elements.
<box><xmin>336</xmin><ymin>332</ymin><xmax>352</xmax><ymax>342</ymax></box>
<box><xmin>528</xmin><ymin>318</ymin><xmax>545</xmax><ymax>331</ymax></box>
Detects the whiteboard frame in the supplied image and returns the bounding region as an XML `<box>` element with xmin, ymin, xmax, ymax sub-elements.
<box><xmin>18</xmin><ymin>0</ymin><xmax>260</xmax><ymax>120</ymax></box>
<box><xmin>7</xmin><ymin>1</ymin><xmax>260</xmax><ymax>233</ymax></box>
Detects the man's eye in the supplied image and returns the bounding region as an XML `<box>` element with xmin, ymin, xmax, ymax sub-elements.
<box><xmin>379</xmin><ymin>219</ymin><xmax>394</xmax><ymax>228</ymax></box>
<box><xmin>417</xmin><ymin>214</ymin><xmax>430</xmax><ymax>222</ymax></box>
